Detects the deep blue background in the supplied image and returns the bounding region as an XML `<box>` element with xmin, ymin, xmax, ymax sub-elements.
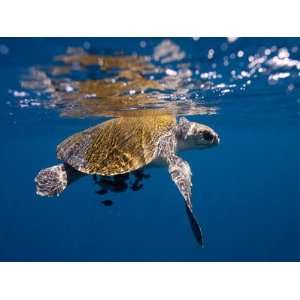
<box><xmin>1</xmin><ymin>38</ymin><xmax>300</xmax><ymax>261</ymax></box>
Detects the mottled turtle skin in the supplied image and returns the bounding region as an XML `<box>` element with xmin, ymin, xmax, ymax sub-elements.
<box><xmin>57</xmin><ymin>113</ymin><xmax>176</xmax><ymax>176</ymax></box>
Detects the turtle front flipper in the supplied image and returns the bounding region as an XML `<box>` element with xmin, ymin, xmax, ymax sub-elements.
<box><xmin>166</xmin><ymin>155</ymin><xmax>204</xmax><ymax>247</ymax></box>
<box><xmin>185</xmin><ymin>202</ymin><xmax>204</xmax><ymax>247</ymax></box>
<box><xmin>167</xmin><ymin>155</ymin><xmax>192</xmax><ymax>209</ymax></box>
<box><xmin>35</xmin><ymin>163</ymin><xmax>83</xmax><ymax>197</ymax></box>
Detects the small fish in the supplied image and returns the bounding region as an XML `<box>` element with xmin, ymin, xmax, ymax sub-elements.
<box><xmin>96</xmin><ymin>189</ymin><xmax>108</xmax><ymax>195</ymax></box>
<box><xmin>131</xmin><ymin>182</ymin><xmax>143</xmax><ymax>191</ymax></box>
<box><xmin>101</xmin><ymin>200</ymin><xmax>113</xmax><ymax>206</ymax></box>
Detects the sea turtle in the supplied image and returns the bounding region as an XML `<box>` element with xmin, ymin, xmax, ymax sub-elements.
<box><xmin>35</xmin><ymin>112</ymin><xmax>219</xmax><ymax>245</ymax></box>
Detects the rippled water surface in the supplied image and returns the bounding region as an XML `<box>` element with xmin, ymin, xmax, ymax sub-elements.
<box><xmin>1</xmin><ymin>38</ymin><xmax>300</xmax><ymax>261</ymax></box>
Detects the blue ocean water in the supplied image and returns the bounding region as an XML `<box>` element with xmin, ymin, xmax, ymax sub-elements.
<box><xmin>1</xmin><ymin>37</ymin><xmax>300</xmax><ymax>261</ymax></box>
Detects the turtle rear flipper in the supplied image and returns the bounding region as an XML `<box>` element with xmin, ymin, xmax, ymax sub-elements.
<box><xmin>35</xmin><ymin>163</ymin><xmax>69</xmax><ymax>196</ymax></box>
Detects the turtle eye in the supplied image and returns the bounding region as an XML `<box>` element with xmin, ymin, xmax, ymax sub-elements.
<box><xmin>203</xmin><ymin>130</ymin><xmax>214</xmax><ymax>141</ymax></box>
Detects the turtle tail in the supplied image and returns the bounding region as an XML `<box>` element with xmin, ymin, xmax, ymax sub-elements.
<box><xmin>35</xmin><ymin>163</ymin><xmax>69</xmax><ymax>197</ymax></box>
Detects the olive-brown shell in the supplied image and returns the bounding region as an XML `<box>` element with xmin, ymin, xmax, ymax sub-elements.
<box><xmin>56</xmin><ymin>113</ymin><xmax>176</xmax><ymax>175</ymax></box>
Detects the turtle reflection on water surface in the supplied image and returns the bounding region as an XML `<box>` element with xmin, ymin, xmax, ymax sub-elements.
<box><xmin>35</xmin><ymin>111</ymin><xmax>220</xmax><ymax>246</ymax></box>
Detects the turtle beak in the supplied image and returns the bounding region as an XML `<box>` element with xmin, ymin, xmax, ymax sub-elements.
<box><xmin>213</xmin><ymin>133</ymin><xmax>220</xmax><ymax>144</ymax></box>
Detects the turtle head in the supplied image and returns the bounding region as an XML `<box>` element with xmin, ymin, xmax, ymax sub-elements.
<box><xmin>177</xmin><ymin>117</ymin><xmax>220</xmax><ymax>149</ymax></box>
